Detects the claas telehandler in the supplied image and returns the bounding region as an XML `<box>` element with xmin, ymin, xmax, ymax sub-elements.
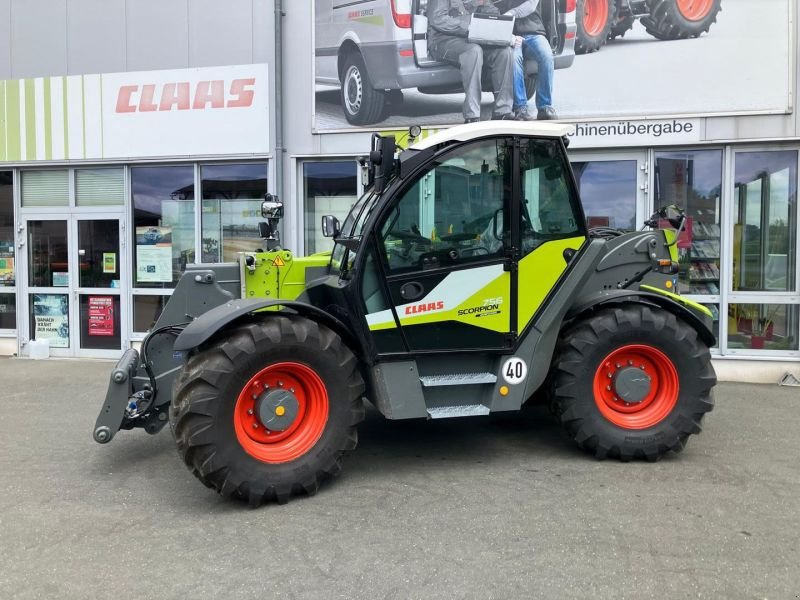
<box><xmin>94</xmin><ymin>122</ymin><xmax>715</xmax><ymax>505</ymax></box>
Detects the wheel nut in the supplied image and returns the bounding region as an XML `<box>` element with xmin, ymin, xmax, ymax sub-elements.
<box><xmin>608</xmin><ymin>372</ymin><xmax>613</xmax><ymax>378</ymax></box>
<box><xmin>252</xmin><ymin>423</ymin><xmax>259</xmax><ymax>429</ymax></box>
<box><xmin>247</xmin><ymin>409</ymin><xmax>254</xmax><ymax>415</ymax></box>
<box><xmin>289</xmin><ymin>388</ymin><xmax>295</xmax><ymax>394</ymax></box>
<box><xmin>278</xmin><ymin>380</ymin><xmax>284</xmax><ymax>387</ymax></box>
<box><xmin>606</xmin><ymin>385</ymin><xmax>611</xmax><ymax>391</ymax></box>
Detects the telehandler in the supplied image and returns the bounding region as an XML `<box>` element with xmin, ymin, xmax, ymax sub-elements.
<box><xmin>94</xmin><ymin>122</ymin><xmax>716</xmax><ymax>505</ymax></box>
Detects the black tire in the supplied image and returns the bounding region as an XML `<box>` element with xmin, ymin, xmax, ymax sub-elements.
<box><xmin>340</xmin><ymin>51</ymin><xmax>386</xmax><ymax>126</ymax></box>
<box><xmin>170</xmin><ymin>316</ymin><xmax>365</xmax><ymax>506</ymax></box>
<box><xmin>575</xmin><ymin>0</ymin><xmax>614</xmax><ymax>54</ymax></box>
<box><xmin>550</xmin><ymin>305</ymin><xmax>715</xmax><ymax>461</ymax></box>
<box><xmin>608</xmin><ymin>0</ymin><xmax>636</xmax><ymax>40</ymax></box>
<box><xmin>641</xmin><ymin>0</ymin><xmax>721</xmax><ymax>41</ymax></box>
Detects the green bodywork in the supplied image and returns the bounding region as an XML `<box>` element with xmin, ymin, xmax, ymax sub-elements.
<box><xmin>241</xmin><ymin>250</ymin><xmax>331</xmax><ymax>305</ymax></box>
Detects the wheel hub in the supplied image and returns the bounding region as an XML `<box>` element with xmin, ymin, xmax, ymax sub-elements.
<box><xmin>344</xmin><ymin>66</ymin><xmax>363</xmax><ymax>115</ymax></box>
<box><xmin>255</xmin><ymin>388</ymin><xmax>299</xmax><ymax>432</ymax></box>
<box><xmin>612</xmin><ymin>366</ymin><xmax>652</xmax><ymax>404</ymax></box>
<box><xmin>592</xmin><ymin>345</ymin><xmax>679</xmax><ymax>430</ymax></box>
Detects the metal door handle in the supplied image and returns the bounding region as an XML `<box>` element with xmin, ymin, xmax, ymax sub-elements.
<box><xmin>399</xmin><ymin>281</ymin><xmax>425</xmax><ymax>301</ymax></box>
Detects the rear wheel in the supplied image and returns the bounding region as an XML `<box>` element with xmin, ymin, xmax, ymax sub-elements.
<box><xmin>550</xmin><ymin>305</ymin><xmax>715</xmax><ymax>461</ymax></box>
<box><xmin>608</xmin><ymin>0</ymin><xmax>635</xmax><ymax>40</ymax></box>
<box><xmin>576</xmin><ymin>0</ymin><xmax>613</xmax><ymax>54</ymax></box>
<box><xmin>171</xmin><ymin>316</ymin><xmax>365</xmax><ymax>506</ymax></box>
<box><xmin>340</xmin><ymin>51</ymin><xmax>386</xmax><ymax>125</ymax></box>
<box><xmin>641</xmin><ymin>0</ymin><xmax>721</xmax><ymax>41</ymax></box>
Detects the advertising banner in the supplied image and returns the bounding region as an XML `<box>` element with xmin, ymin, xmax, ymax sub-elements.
<box><xmin>33</xmin><ymin>294</ymin><xmax>69</xmax><ymax>348</ymax></box>
<box><xmin>87</xmin><ymin>296</ymin><xmax>114</xmax><ymax>337</ymax></box>
<box><xmin>136</xmin><ymin>226</ymin><xmax>173</xmax><ymax>283</ymax></box>
<box><xmin>0</xmin><ymin>63</ymin><xmax>269</xmax><ymax>162</ymax></box>
<box><xmin>313</xmin><ymin>0</ymin><xmax>792</xmax><ymax>133</ymax></box>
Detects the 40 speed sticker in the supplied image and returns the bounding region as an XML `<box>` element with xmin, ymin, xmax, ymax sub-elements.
<box><xmin>502</xmin><ymin>357</ymin><xmax>528</xmax><ymax>385</ymax></box>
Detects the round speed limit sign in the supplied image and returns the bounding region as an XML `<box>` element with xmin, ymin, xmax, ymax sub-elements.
<box><xmin>502</xmin><ymin>357</ymin><xmax>528</xmax><ymax>385</ymax></box>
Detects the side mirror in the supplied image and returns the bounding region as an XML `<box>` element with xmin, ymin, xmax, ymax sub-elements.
<box><xmin>262</xmin><ymin>194</ymin><xmax>283</xmax><ymax>219</ymax></box>
<box><xmin>322</xmin><ymin>215</ymin><xmax>341</xmax><ymax>238</ymax></box>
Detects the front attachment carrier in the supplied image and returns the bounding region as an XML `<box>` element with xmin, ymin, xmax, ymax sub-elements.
<box><xmin>93</xmin><ymin>348</ymin><xmax>145</xmax><ymax>443</ymax></box>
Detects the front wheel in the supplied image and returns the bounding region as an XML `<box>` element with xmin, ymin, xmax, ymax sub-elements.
<box><xmin>550</xmin><ymin>305</ymin><xmax>715</xmax><ymax>461</ymax></box>
<box><xmin>170</xmin><ymin>316</ymin><xmax>365</xmax><ymax>506</ymax></box>
<box><xmin>340</xmin><ymin>51</ymin><xmax>386</xmax><ymax>125</ymax></box>
<box><xmin>641</xmin><ymin>0</ymin><xmax>722</xmax><ymax>41</ymax></box>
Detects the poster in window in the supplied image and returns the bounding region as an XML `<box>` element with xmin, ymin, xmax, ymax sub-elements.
<box><xmin>136</xmin><ymin>226</ymin><xmax>173</xmax><ymax>283</ymax></box>
<box><xmin>0</xmin><ymin>256</ymin><xmax>14</xmax><ymax>285</ymax></box>
<box><xmin>88</xmin><ymin>296</ymin><xmax>114</xmax><ymax>337</ymax></box>
<box><xmin>103</xmin><ymin>253</ymin><xmax>117</xmax><ymax>274</ymax></box>
<box><xmin>33</xmin><ymin>294</ymin><xmax>69</xmax><ymax>348</ymax></box>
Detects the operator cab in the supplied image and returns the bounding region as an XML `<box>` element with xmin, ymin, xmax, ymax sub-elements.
<box><xmin>319</xmin><ymin>122</ymin><xmax>588</xmax><ymax>358</ymax></box>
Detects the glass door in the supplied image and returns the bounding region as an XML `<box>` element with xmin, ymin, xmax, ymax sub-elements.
<box><xmin>569</xmin><ymin>151</ymin><xmax>649</xmax><ymax>232</ymax></box>
<box><xmin>25</xmin><ymin>218</ymin><xmax>73</xmax><ymax>356</ymax></box>
<box><xmin>22</xmin><ymin>215</ymin><xmax>125</xmax><ymax>357</ymax></box>
<box><xmin>74</xmin><ymin>216</ymin><xmax>124</xmax><ymax>357</ymax></box>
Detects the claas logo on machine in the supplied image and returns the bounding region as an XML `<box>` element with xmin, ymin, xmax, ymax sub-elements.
<box><xmin>404</xmin><ymin>301</ymin><xmax>444</xmax><ymax>315</ymax></box>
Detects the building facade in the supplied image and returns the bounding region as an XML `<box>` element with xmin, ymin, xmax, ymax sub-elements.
<box><xmin>0</xmin><ymin>0</ymin><xmax>798</xmax><ymax>382</ymax></box>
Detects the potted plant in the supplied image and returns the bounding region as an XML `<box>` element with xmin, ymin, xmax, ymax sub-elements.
<box><xmin>749</xmin><ymin>306</ymin><xmax>780</xmax><ymax>350</ymax></box>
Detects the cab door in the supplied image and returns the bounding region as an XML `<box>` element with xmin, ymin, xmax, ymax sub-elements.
<box><xmin>365</xmin><ymin>137</ymin><xmax>516</xmax><ymax>353</ymax></box>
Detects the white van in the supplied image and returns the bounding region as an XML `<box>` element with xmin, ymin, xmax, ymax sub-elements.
<box><xmin>315</xmin><ymin>0</ymin><xmax>576</xmax><ymax>125</ymax></box>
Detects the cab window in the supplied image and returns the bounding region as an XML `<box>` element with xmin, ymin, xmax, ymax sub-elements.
<box><xmin>519</xmin><ymin>138</ymin><xmax>583</xmax><ymax>257</ymax></box>
<box><xmin>379</xmin><ymin>138</ymin><xmax>511</xmax><ymax>274</ymax></box>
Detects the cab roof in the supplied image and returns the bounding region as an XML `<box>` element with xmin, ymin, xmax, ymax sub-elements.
<box><xmin>409</xmin><ymin>121</ymin><xmax>575</xmax><ymax>151</ymax></box>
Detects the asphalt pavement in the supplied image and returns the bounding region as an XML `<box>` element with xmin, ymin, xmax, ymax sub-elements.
<box><xmin>0</xmin><ymin>357</ymin><xmax>798</xmax><ymax>599</ymax></box>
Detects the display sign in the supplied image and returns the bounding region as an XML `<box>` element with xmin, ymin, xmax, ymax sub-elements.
<box><xmin>0</xmin><ymin>63</ymin><xmax>269</xmax><ymax>161</ymax></box>
<box><xmin>312</xmin><ymin>1</ymin><xmax>792</xmax><ymax>133</ymax></box>
<box><xmin>52</xmin><ymin>272</ymin><xmax>69</xmax><ymax>287</ymax></box>
<box><xmin>103</xmin><ymin>253</ymin><xmax>117</xmax><ymax>274</ymax></box>
<box><xmin>136</xmin><ymin>226</ymin><xmax>173</xmax><ymax>283</ymax></box>
<box><xmin>0</xmin><ymin>256</ymin><xmax>14</xmax><ymax>284</ymax></box>
<box><xmin>33</xmin><ymin>294</ymin><xmax>69</xmax><ymax>348</ymax></box>
<box><xmin>567</xmin><ymin>119</ymin><xmax>702</xmax><ymax>149</ymax></box>
<box><xmin>87</xmin><ymin>296</ymin><xmax>114</xmax><ymax>337</ymax></box>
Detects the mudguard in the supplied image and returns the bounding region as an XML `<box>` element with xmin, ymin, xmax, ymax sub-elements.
<box><xmin>566</xmin><ymin>289</ymin><xmax>716</xmax><ymax>347</ymax></box>
<box><xmin>173</xmin><ymin>298</ymin><xmax>353</xmax><ymax>352</ymax></box>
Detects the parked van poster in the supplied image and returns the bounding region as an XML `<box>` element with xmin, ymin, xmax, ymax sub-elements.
<box><xmin>33</xmin><ymin>294</ymin><xmax>69</xmax><ymax>348</ymax></box>
<box><xmin>313</xmin><ymin>0</ymin><xmax>792</xmax><ymax>131</ymax></box>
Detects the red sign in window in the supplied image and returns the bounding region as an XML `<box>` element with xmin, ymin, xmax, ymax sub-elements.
<box><xmin>88</xmin><ymin>296</ymin><xmax>114</xmax><ymax>337</ymax></box>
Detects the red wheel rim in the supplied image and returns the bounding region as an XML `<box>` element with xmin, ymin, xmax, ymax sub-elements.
<box><xmin>234</xmin><ymin>362</ymin><xmax>329</xmax><ymax>464</ymax></box>
<box><xmin>592</xmin><ymin>345</ymin><xmax>679</xmax><ymax>429</ymax></box>
<box><xmin>676</xmin><ymin>0</ymin><xmax>714</xmax><ymax>21</ymax></box>
<box><xmin>583</xmin><ymin>0</ymin><xmax>609</xmax><ymax>37</ymax></box>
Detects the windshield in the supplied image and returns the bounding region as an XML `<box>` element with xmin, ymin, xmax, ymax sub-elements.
<box><xmin>330</xmin><ymin>189</ymin><xmax>379</xmax><ymax>273</ymax></box>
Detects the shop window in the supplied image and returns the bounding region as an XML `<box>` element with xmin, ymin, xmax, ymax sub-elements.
<box><xmin>21</xmin><ymin>170</ymin><xmax>69</xmax><ymax>207</ymax></box>
<box><xmin>0</xmin><ymin>172</ymin><xmax>14</xmax><ymax>329</ymax></box>
<box><xmin>571</xmin><ymin>161</ymin><xmax>636</xmax><ymax>231</ymax></box>
<box><xmin>76</xmin><ymin>168</ymin><xmax>125</xmax><ymax>207</ymax></box>
<box><xmin>727</xmin><ymin>303</ymin><xmax>799</xmax><ymax>352</ymax></box>
<box><xmin>732</xmin><ymin>151</ymin><xmax>797</xmax><ymax>293</ymax></box>
<box><xmin>131</xmin><ymin>166</ymin><xmax>195</xmax><ymax>289</ymax></box>
<box><xmin>133</xmin><ymin>295</ymin><xmax>170</xmax><ymax>333</ymax></box>
<box><xmin>200</xmin><ymin>164</ymin><xmax>268</xmax><ymax>263</ymax></box>
<box><xmin>654</xmin><ymin>150</ymin><xmax>723</xmax><ymax>296</ymax></box>
<box><xmin>303</xmin><ymin>162</ymin><xmax>358</xmax><ymax>254</ymax></box>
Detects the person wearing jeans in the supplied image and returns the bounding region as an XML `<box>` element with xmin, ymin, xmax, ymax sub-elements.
<box><xmin>428</xmin><ymin>0</ymin><xmax>515</xmax><ymax>123</ymax></box>
<box><xmin>496</xmin><ymin>0</ymin><xmax>558</xmax><ymax>120</ymax></box>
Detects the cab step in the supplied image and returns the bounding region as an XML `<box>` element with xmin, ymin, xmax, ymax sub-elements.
<box><xmin>419</xmin><ymin>372</ymin><xmax>497</xmax><ymax>387</ymax></box>
<box><xmin>427</xmin><ymin>405</ymin><xmax>491</xmax><ymax>419</ymax></box>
